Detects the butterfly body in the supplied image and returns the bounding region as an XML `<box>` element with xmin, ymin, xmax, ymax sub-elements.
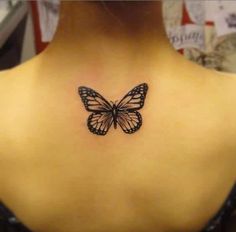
<box><xmin>78</xmin><ymin>83</ymin><xmax>148</xmax><ymax>136</ymax></box>
<box><xmin>111</xmin><ymin>103</ymin><xmax>118</xmax><ymax>129</ymax></box>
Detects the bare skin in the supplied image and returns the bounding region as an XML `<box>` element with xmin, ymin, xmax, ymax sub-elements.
<box><xmin>0</xmin><ymin>2</ymin><xmax>235</xmax><ymax>232</ymax></box>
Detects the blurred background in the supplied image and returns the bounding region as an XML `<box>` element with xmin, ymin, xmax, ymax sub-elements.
<box><xmin>2</xmin><ymin>0</ymin><xmax>236</xmax><ymax>72</ymax></box>
<box><xmin>0</xmin><ymin>0</ymin><xmax>59</xmax><ymax>70</ymax></box>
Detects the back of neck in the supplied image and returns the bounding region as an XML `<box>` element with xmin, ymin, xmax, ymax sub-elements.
<box><xmin>41</xmin><ymin>2</ymin><xmax>177</xmax><ymax>64</ymax></box>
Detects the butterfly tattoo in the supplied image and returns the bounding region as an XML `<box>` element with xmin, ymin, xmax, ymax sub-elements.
<box><xmin>78</xmin><ymin>83</ymin><xmax>148</xmax><ymax>136</ymax></box>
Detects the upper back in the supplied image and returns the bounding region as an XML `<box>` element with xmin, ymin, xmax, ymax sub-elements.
<box><xmin>0</xmin><ymin>58</ymin><xmax>236</xmax><ymax>232</ymax></box>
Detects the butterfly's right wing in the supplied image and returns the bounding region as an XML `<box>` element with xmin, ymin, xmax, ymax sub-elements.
<box><xmin>87</xmin><ymin>112</ymin><xmax>113</xmax><ymax>136</ymax></box>
<box><xmin>78</xmin><ymin>86</ymin><xmax>112</xmax><ymax>112</ymax></box>
<box><xmin>117</xmin><ymin>111</ymin><xmax>142</xmax><ymax>134</ymax></box>
<box><xmin>117</xmin><ymin>83</ymin><xmax>148</xmax><ymax>111</ymax></box>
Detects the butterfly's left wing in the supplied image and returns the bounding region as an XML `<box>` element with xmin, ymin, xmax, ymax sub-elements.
<box><xmin>116</xmin><ymin>111</ymin><xmax>142</xmax><ymax>134</ymax></box>
<box><xmin>117</xmin><ymin>83</ymin><xmax>148</xmax><ymax>112</ymax></box>
<box><xmin>116</xmin><ymin>83</ymin><xmax>148</xmax><ymax>134</ymax></box>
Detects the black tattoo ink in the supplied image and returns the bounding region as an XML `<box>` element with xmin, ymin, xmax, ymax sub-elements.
<box><xmin>78</xmin><ymin>83</ymin><xmax>148</xmax><ymax>136</ymax></box>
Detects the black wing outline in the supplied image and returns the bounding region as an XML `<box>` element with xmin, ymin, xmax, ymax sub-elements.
<box><xmin>78</xmin><ymin>86</ymin><xmax>113</xmax><ymax>135</ymax></box>
<box><xmin>116</xmin><ymin>83</ymin><xmax>148</xmax><ymax>134</ymax></box>
<box><xmin>87</xmin><ymin>112</ymin><xmax>113</xmax><ymax>136</ymax></box>
<box><xmin>78</xmin><ymin>83</ymin><xmax>148</xmax><ymax>136</ymax></box>
<box><xmin>117</xmin><ymin>111</ymin><xmax>142</xmax><ymax>134</ymax></box>
<box><xmin>78</xmin><ymin>86</ymin><xmax>112</xmax><ymax>112</ymax></box>
<box><xmin>117</xmin><ymin>83</ymin><xmax>148</xmax><ymax>112</ymax></box>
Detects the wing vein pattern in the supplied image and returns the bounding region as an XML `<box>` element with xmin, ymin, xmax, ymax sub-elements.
<box><xmin>78</xmin><ymin>83</ymin><xmax>148</xmax><ymax>136</ymax></box>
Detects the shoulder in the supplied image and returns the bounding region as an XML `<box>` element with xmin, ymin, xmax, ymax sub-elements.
<box><xmin>213</xmin><ymin>71</ymin><xmax>236</xmax><ymax>115</ymax></box>
<box><xmin>0</xmin><ymin>69</ymin><xmax>13</xmax><ymax>146</ymax></box>
<box><xmin>172</xmin><ymin>61</ymin><xmax>236</xmax><ymax>176</ymax></box>
<box><xmin>0</xmin><ymin>67</ymin><xmax>29</xmax><ymax>197</ymax></box>
<box><xmin>0</xmin><ymin>70</ymin><xmax>13</xmax><ymax>198</ymax></box>
<box><xmin>210</xmin><ymin>70</ymin><xmax>236</xmax><ymax>177</ymax></box>
<box><xmin>0</xmin><ymin>63</ymin><xmax>33</xmax><ymax>135</ymax></box>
